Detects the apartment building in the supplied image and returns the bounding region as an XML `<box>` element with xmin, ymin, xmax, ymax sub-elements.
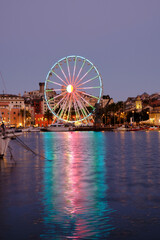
<box><xmin>0</xmin><ymin>94</ymin><xmax>25</xmax><ymax>126</ymax></box>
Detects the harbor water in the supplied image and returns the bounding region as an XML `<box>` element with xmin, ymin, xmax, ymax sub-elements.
<box><xmin>0</xmin><ymin>131</ymin><xmax>160</xmax><ymax>240</ymax></box>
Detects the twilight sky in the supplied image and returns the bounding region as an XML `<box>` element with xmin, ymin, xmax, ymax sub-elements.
<box><xmin>0</xmin><ymin>0</ymin><xmax>160</xmax><ymax>102</ymax></box>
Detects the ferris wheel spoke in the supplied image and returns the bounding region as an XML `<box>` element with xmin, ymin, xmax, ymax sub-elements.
<box><xmin>73</xmin><ymin>93</ymin><xmax>83</xmax><ymax>121</ymax></box>
<box><xmin>72</xmin><ymin>56</ymin><xmax>77</xmax><ymax>83</ymax></box>
<box><xmin>47</xmin><ymin>79</ymin><xmax>65</xmax><ymax>87</ymax></box>
<box><xmin>56</xmin><ymin>94</ymin><xmax>68</xmax><ymax>117</ymax></box>
<box><xmin>72</xmin><ymin>96</ymin><xmax>79</xmax><ymax>121</ymax></box>
<box><xmin>46</xmin><ymin>91</ymin><xmax>66</xmax><ymax>104</ymax></box>
<box><xmin>51</xmin><ymin>91</ymin><xmax>66</xmax><ymax>100</ymax></box>
<box><xmin>67</xmin><ymin>95</ymin><xmax>72</xmax><ymax>121</ymax></box>
<box><xmin>76</xmin><ymin>91</ymin><xmax>95</xmax><ymax>110</ymax></box>
<box><xmin>79</xmin><ymin>103</ymin><xmax>87</xmax><ymax>119</ymax></box>
<box><xmin>75</xmin><ymin>92</ymin><xmax>90</xmax><ymax>117</ymax></box>
<box><xmin>49</xmin><ymin>88</ymin><xmax>65</xmax><ymax>92</ymax></box>
<box><xmin>77</xmin><ymin>98</ymin><xmax>92</xmax><ymax>123</ymax></box>
<box><xmin>59</xmin><ymin>94</ymin><xmax>70</xmax><ymax>119</ymax></box>
<box><xmin>46</xmin><ymin>97</ymin><xmax>55</xmax><ymax>103</ymax></box>
<box><xmin>66</xmin><ymin>58</ymin><xmax>72</xmax><ymax>84</ymax></box>
<box><xmin>58</xmin><ymin>62</ymin><xmax>70</xmax><ymax>85</ymax></box>
<box><xmin>76</xmin><ymin>92</ymin><xmax>90</xmax><ymax>116</ymax></box>
<box><xmin>61</xmin><ymin>95</ymin><xmax>70</xmax><ymax>120</ymax></box>
<box><xmin>52</xmin><ymin>93</ymin><xmax>68</xmax><ymax>111</ymax></box>
<box><xmin>74</xmin><ymin>94</ymin><xmax>84</xmax><ymax>121</ymax></box>
<box><xmin>45</xmin><ymin>89</ymin><xmax>55</xmax><ymax>92</ymax></box>
<box><xmin>75</xmin><ymin>103</ymin><xmax>82</xmax><ymax>121</ymax></box>
<box><xmin>74</xmin><ymin>93</ymin><xmax>88</xmax><ymax>119</ymax></box>
<box><xmin>75</xmin><ymin>65</ymin><xmax>94</xmax><ymax>85</ymax></box>
<box><xmin>73</xmin><ymin>59</ymin><xmax>86</xmax><ymax>85</ymax></box>
<box><xmin>76</xmin><ymin>75</ymin><xmax>99</xmax><ymax>88</ymax></box>
<box><xmin>65</xmin><ymin>95</ymin><xmax>71</xmax><ymax>121</ymax></box>
<box><xmin>76</xmin><ymin>90</ymin><xmax>99</xmax><ymax>100</ymax></box>
<box><xmin>77</xmin><ymin>86</ymin><xmax>101</xmax><ymax>90</ymax></box>
<box><xmin>74</xmin><ymin>93</ymin><xmax>89</xmax><ymax>117</ymax></box>
<box><xmin>51</xmin><ymin>70</ymin><xmax>67</xmax><ymax>85</ymax></box>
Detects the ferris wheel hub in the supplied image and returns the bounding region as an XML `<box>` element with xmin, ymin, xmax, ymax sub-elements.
<box><xmin>66</xmin><ymin>84</ymin><xmax>73</xmax><ymax>93</ymax></box>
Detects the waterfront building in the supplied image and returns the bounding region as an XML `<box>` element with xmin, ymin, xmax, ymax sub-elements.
<box><xmin>124</xmin><ymin>97</ymin><xmax>136</xmax><ymax>112</ymax></box>
<box><xmin>149</xmin><ymin>110</ymin><xmax>160</xmax><ymax>125</ymax></box>
<box><xmin>34</xmin><ymin>113</ymin><xmax>52</xmax><ymax>127</ymax></box>
<box><xmin>23</xmin><ymin>82</ymin><xmax>56</xmax><ymax>126</ymax></box>
<box><xmin>148</xmin><ymin>96</ymin><xmax>160</xmax><ymax>125</ymax></box>
<box><xmin>0</xmin><ymin>94</ymin><xmax>25</xmax><ymax>126</ymax></box>
<box><xmin>140</xmin><ymin>92</ymin><xmax>150</xmax><ymax>100</ymax></box>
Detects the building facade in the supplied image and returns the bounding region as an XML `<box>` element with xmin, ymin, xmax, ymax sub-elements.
<box><xmin>0</xmin><ymin>94</ymin><xmax>25</xmax><ymax>127</ymax></box>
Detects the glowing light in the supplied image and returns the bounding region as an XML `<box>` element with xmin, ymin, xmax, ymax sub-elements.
<box><xmin>67</xmin><ymin>84</ymin><xmax>73</xmax><ymax>93</ymax></box>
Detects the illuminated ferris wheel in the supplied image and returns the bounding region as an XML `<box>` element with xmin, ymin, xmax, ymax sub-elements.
<box><xmin>44</xmin><ymin>55</ymin><xmax>103</xmax><ymax>123</ymax></box>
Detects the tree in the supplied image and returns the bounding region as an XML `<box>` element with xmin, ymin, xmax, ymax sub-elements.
<box><xmin>20</xmin><ymin>109</ymin><xmax>31</xmax><ymax>126</ymax></box>
<box><xmin>104</xmin><ymin>101</ymin><xmax>124</xmax><ymax>125</ymax></box>
<box><xmin>44</xmin><ymin>109</ymin><xmax>53</xmax><ymax>124</ymax></box>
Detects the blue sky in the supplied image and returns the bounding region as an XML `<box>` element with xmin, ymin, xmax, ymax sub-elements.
<box><xmin>0</xmin><ymin>0</ymin><xmax>160</xmax><ymax>102</ymax></box>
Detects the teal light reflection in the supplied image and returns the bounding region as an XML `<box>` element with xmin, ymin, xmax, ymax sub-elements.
<box><xmin>41</xmin><ymin>132</ymin><xmax>114</xmax><ymax>239</ymax></box>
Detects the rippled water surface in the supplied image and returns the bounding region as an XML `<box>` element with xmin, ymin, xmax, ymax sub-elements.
<box><xmin>0</xmin><ymin>131</ymin><xmax>160</xmax><ymax>239</ymax></box>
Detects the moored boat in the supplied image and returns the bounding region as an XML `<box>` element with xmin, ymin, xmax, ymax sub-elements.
<box><xmin>27</xmin><ymin>127</ymin><xmax>40</xmax><ymax>132</ymax></box>
<box><xmin>115</xmin><ymin>125</ymin><xmax>129</xmax><ymax>131</ymax></box>
<box><xmin>128</xmin><ymin>126</ymin><xmax>144</xmax><ymax>131</ymax></box>
<box><xmin>41</xmin><ymin>122</ymin><xmax>72</xmax><ymax>132</ymax></box>
<box><xmin>148</xmin><ymin>126</ymin><xmax>159</xmax><ymax>131</ymax></box>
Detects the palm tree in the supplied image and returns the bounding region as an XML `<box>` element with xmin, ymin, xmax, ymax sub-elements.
<box><xmin>44</xmin><ymin>109</ymin><xmax>53</xmax><ymax>125</ymax></box>
<box><xmin>20</xmin><ymin>109</ymin><xmax>31</xmax><ymax>126</ymax></box>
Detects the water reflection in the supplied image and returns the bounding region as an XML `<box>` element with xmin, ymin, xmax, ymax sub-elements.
<box><xmin>1</xmin><ymin>131</ymin><xmax>160</xmax><ymax>239</ymax></box>
<box><xmin>106</xmin><ymin>131</ymin><xmax>160</xmax><ymax>239</ymax></box>
<box><xmin>41</xmin><ymin>132</ymin><xmax>114</xmax><ymax>239</ymax></box>
<box><xmin>0</xmin><ymin>156</ymin><xmax>16</xmax><ymax>173</ymax></box>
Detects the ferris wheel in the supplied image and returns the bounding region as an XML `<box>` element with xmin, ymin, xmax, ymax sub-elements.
<box><xmin>44</xmin><ymin>55</ymin><xmax>103</xmax><ymax>123</ymax></box>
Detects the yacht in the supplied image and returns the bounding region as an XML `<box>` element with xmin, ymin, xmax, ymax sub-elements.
<box><xmin>148</xmin><ymin>126</ymin><xmax>159</xmax><ymax>131</ymax></box>
<box><xmin>42</xmin><ymin>122</ymin><xmax>72</xmax><ymax>132</ymax></box>
<box><xmin>115</xmin><ymin>125</ymin><xmax>129</xmax><ymax>131</ymax></box>
<box><xmin>27</xmin><ymin>127</ymin><xmax>40</xmax><ymax>132</ymax></box>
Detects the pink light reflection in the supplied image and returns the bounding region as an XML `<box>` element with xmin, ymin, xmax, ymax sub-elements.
<box><xmin>63</xmin><ymin>132</ymin><xmax>90</xmax><ymax>237</ymax></box>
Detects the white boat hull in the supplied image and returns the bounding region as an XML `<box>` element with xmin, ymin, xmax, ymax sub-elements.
<box><xmin>28</xmin><ymin>127</ymin><xmax>40</xmax><ymax>132</ymax></box>
<box><xmin>46</xmin><ymin>127</ymin><xmax>70</xmax><ymax>132</ymax></box>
